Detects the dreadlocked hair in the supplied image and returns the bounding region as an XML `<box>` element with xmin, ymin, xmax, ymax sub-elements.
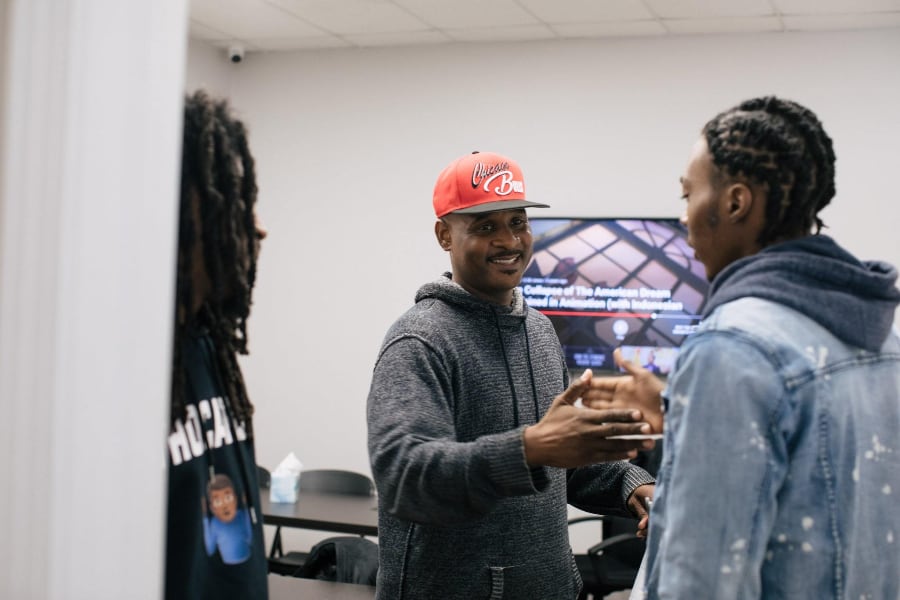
<box><xmin>171</xmin><ymin>90</ymin><xmax>259</xmax><ymax>431</ymax></box>
<box><xmin>702</xmin><ymin>96</ymin><xmax>836</xmax><ymax>246</ymax></box>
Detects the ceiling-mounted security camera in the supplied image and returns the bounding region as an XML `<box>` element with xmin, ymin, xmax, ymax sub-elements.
<box><xmin>228</xmin><ymin>45</ymin><xmax>245</xmax><ymax>64</ymax></box>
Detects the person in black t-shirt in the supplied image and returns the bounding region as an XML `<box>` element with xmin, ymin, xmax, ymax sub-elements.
<box><xmin>164</xmin><ymin>90</ymin><xmax>269</xmax><ymax>600</ymax></box>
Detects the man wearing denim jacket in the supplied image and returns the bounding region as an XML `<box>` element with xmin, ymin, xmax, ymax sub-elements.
<box><xmin>588</xmin><ymin>96</ymin><xmax>900</xmax><ymax>599</ymax></box>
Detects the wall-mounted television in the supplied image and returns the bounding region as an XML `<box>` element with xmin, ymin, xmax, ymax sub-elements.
<box><xmin>521</xmin><ymin>217</ymin><xmax>709</xmax><ymax>375</ymax></box>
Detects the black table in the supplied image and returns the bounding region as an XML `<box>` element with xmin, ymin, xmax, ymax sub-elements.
<box><xmin>269</xmin><ymin>574</ymin><xmax>376</xmax><ymax>599</ymax></box>
<box><xmin>260</xmin><ymin>489</ymin><xmax>379</xmax><ymax>536</ymax></box>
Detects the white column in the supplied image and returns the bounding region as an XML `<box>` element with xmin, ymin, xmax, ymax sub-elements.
<box><xmin>0</xmin><ymin>1</ymin><xmax>188</xmax><ymax>598</ymax></box>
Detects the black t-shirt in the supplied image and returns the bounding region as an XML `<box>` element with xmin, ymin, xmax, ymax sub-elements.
<box><xmin>164</xmin><ymin>329</ymin><xmax>268</xmax><ymax>600</ymax></box>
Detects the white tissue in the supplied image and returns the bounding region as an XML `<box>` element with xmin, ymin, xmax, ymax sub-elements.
<box><xmin>273</xmin><ymin>451</ymin><xmax>304</xmax><ymax>476</ymax></box>
<box><xmin>269</xmin><ymin>452</ymin><xmax>304</xmax><ymax>503</ymax></box>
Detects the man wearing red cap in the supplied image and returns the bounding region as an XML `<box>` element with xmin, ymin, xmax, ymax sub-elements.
<box><xmin>367</xmin><ymin>151</ymin><xmax>656</xmax><ymax>599</ymax></box>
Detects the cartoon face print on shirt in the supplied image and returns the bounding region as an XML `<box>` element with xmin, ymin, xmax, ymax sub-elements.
<box><xmin>209</xmin><ymin>484</ymin><xmax>238</xmax><ymax>522</ymax></box>
<box><xmin>203</xmin><ymin>473</ymin><xmax>253</xmax><ymax>564</ymax></box>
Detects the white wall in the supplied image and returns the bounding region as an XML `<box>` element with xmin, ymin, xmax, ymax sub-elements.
<box><xmin>0</xmin><ymin>1</ymin><xmax>188</xmax><ymax>598</ymax></box>
<box><xmin>185</xmin><ymin>38</ymin><xmax>232</xmax><ymax>97</ymax></box>
<box><xmin>186</xmin><ymin>29</ymin><xmax>900</xmax><ymax>548</ymax></box>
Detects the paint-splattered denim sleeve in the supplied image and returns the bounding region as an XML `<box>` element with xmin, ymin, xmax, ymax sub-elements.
<box><xmin>645</xmin><ymin>330</ymin><xmax>786</xmax><ymax>599</ymax></box>
<box><xmin>643</xmin><ymin>297</ymin><xmax>900</xmax><ymax>600</ymax></box>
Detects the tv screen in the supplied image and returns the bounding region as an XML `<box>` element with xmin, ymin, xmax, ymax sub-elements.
<box><xmin>520</xmin><ymin>217</ymin><xmax>709</xmax><ymax>375</ymax></box>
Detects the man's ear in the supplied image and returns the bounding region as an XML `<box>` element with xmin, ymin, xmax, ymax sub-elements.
<box><xmin>725</xmin><ymin>182</ymin><xmax>756</xmax><ymax>223</ymax></box>
<box><xmin>435</xmin><ymin>219</ymin><xmax>451</xmax><ymax>251</ymax></box>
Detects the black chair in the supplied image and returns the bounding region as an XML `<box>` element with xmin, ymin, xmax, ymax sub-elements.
<box><xmin>296</xmin><ymin>535</ymin><xmax>379</xmax><ymax>585</ymax></box>
<box><xmin>570</xmin><ymin>514</ymin><xmax>645</xmax><ymax>600</ymax></box>
<box><xmin>257</xmin><ymin>465</ymin><xmax>272</xmax><ymax>489</ymax></box>
<box><xmin>267</xmin><ymin>469</ymin><xmax>376</xmax><ymax>578</ymax></box>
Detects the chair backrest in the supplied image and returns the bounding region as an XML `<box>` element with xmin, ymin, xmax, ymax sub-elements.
<box><xmin>298</xmin><ymin>536</ymin><xmax>379</xmax><ymax>585</ymax></box>
<box><xmin>299</xmin><ymin>469</ymin><xmax>374</xmax><ymax>496</ymax></box>
<box><xmin>257</xmin><ymin>465</ymin><xmax>271</xmax><ymax>489</ymax></box>
<box><xmin>603</xmin><ymin>515</ymin><xmax>646</xmax><ymax>568</ymax></box>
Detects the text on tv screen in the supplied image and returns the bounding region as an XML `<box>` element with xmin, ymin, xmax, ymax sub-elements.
<box><xmin>521</xmin><ymin>217</ymin><xmax>710</xmax><ymax>374</ymax></box>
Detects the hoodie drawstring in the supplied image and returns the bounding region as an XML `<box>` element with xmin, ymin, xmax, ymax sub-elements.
<box><xmin>493</xmin><ymin>310</ymin><xmax>541</xmax><ymax>427</ymax></box>
<box><xmin>523</xmin><ymin>329</ymin><xmax>541</xmax><ymax>421</ymax></box>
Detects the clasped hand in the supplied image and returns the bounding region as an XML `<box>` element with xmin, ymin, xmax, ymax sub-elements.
<box><xmin>523</xmin><ymin>363</ymin><xmax>657</xmax><ymax>468</ymax></box>
<box><xmin>581</xmin><ymin>348</ymin><xmax>665</xmax><ymax>434</ymax></box>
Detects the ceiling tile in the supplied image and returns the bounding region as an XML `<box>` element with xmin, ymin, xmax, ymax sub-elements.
<box><xmin>552</xmin><ymin>20</ymin><xmax>666</xmax><ymax>37</ymax></box>
<box><xmin>644</xmin><ymin>0</ymin><xmax>774</xmax><ymax>19</ymax></box>
<box><xmin>665</xmin><ymin>16</ymin><xmax>784</xmax><ymax>34</ymax></box>
<box><xmin>188</xmin><ymin>0</ymin><xmax>900</xmax><ymax>51</ymax></box>
<box><xmin>188</xmin><ymin>20</ymin><xmax>230</xmax><ymax>40</ymax></box>
<box><xmin>241</xmin><ymin>36</ymin><xmax>352</xmax><ymax>50</ymax></box>
<box><xmin>774</xmin><ymin>0</ymin><xmax>900</xmax><ymax>15</ymax></box>
<box><xmin>344</xmin><ymin>30</ymin><xmax>453</xmax><ymax>47</ymax></box>
<box><xmin>191</xmin><ymin>0</ymin><xmax>325</xmax><ymax>38</ymax></box>
<box><xmin>270</xmin><ymin>0</ymin><xmax>430</xmax><ymax>34</ymax></box>
<box><xmin>445</xmin><ymin>24</ymin><xmax>557</xmax><ymax>42</ymax></box>
<box><xmin>783</xmin><ymin>12</ymin><xmax>900</xmax><ymax>30</ymax></box>
<box><xmin>517</xmin><ymin>0</ymin><xmax>654</xmax><ymax>23</ymax></box>
<box><xmin>393</xmin><ymin>0</ymin><xmax>539</xmax><ymax>29</ymax></box>
<box><xmin>202</xmin><ymin>39</ymin><xmax>267</xmax><ymax>53</ymax></box>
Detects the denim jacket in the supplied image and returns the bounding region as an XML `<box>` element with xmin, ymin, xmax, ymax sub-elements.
<box><xmin>643</xmin><ymin>236</ymin><xmax>900</xmax><ymax>600</ymax></box>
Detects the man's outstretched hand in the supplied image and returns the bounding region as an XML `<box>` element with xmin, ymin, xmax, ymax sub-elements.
<box><xmin>523</xmin><ymin>368</ymin><xmax>655</xmax><ymax>468</ymax></box>
<box><xmin>581</xmin><ymin>349</ymin><xmax>665</xmax><ymax>434</ymax></box>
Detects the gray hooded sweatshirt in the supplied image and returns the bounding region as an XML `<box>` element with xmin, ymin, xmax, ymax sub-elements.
<box><xmin>367</xmin><ymin>274</ymin><xmax>654</xmax><ymax>599</ymax></box>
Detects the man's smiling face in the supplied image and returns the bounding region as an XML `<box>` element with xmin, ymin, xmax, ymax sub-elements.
<box><xmin>436</xmin><ymin>208</ymin><xmax>533</xmax><ymax>306</ymax></box>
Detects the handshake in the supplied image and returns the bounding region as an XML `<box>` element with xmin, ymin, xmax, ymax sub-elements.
<box><xmin>523</xmin><ymin>348</ymin><xmax>665</xmax><ymax>469</ymax></box>
<box><xmin>581</xmin><ymin>347</ymin><xmax>665</xmax><ymax>435</ymax></box>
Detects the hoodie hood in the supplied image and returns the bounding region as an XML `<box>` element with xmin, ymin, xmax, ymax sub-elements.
<box><xmin>704</xmin><ymin>235</ymin><xmax>900</xmax><ymax>352</ymax></box>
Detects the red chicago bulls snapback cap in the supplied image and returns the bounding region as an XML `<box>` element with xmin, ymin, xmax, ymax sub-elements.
<box><xmin>432</xmin><ymin>151</ymin><xmax>549</xmax><ymax>218</ymax></box>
